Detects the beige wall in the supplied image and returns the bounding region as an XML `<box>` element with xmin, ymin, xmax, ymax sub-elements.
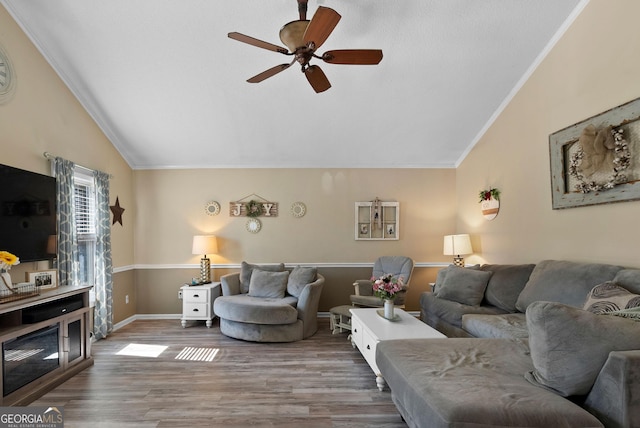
<box><xmin>0</xmin><ymin>6</ymin><xmax>135</xmax><ymax>319</ymax></box>
<box><xmin>133</xmin><ymin>168</ymin><xmax>456</xmax><ymax>264</ymax></box>
<box><xmin>457</xmin><ymin>0</ymin><xmax>640</xmax><ymax>268</ymax></box>
<box><xmin>133</xmin><ymin>168</ymin><xmax>457</xmax><ymax>312</ymax></box>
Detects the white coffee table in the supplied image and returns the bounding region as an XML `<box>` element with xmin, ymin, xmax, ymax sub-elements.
<box><xmin>350</xmin><ymin>307</ymin><xmax>446</xmax><ymax>391</ymax></box>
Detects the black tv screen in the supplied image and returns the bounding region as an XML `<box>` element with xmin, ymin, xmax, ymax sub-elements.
<box><xmin>0</xmin><ymin>164</ymin><xmax>57</xmax><ymax>263</ymax></box>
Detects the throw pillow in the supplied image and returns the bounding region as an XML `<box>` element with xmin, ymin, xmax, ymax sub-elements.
<box><xmin>434</xmin><ymin>266</ymin><xmax>492</xmax><ymax>306</ymax></box>
<box><xmin>433</xmin><ymin>264</ymin><xmax>480</xmax><ymax>294</ymax></box>
<box><xmin>515</xmin><ymin>260</ymin><xmax>623</xmax><ymax>312</ymax></box>
<box><xmin>240</xmin><ymin>261</ymin><xmax>285</xmax><ymax>294</ymax></box>
<box><xmin>247</xmin><ymin>269</ymin><xmax>290</xmax><ymax>299</ymax></box>
<box><xmin>525</xmin><ymin>301</ymin><xmax>640</xmax><ymax>397</ymax></box>
<box><xmin>583</xmin><ymin>281</ymin><xmax>640</xmax><ymax>314</ymax></box>
<box><xmin>287</xmin><ymin>266</ymin><xmax>317</xmax><ymax>298</ymax></box>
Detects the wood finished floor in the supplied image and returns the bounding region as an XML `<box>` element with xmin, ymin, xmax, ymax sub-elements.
<box><xmin>31</xmin><ymin>318</ymin><xmax>407</xmax><ymax>427</ymax></box>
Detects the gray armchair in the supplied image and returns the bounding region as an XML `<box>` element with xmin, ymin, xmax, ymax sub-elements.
<box><xmin>350</xmin><ymin>256</ymin><xmax>414</xmax><ymax>307</ymax></box>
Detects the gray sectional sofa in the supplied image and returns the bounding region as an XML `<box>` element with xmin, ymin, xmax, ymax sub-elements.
<box><xmin>376</xmin><ymin>260</ymin><xmax>640</xmax><ymax>428</ymax></box>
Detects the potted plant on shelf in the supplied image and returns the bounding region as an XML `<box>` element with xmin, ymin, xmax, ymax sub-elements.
<box><xmin>0</xmin><ymin>250</ymin><xmax>20</xmax><ymax>294</ymax></box>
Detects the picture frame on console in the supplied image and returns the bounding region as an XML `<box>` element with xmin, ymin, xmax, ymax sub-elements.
<box><xmin>26</xmin><ymin>269</ymin><xmax>57</xmax><ymax>289</ymax></box>
<box><xmin>549</xmin><ymin>96</ymin><xmax>640</xmax><ymax>209</ymax></box>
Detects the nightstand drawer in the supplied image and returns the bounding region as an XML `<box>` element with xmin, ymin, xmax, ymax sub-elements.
<box><xmin>184</xmin><ymin>289</ymin><xmax>209</xmax><ymax>303</ymax></box>
<box><xmin>183</xmin><ymin>302</ymin><xmax>210</xmax><ymax>318</ymax></box>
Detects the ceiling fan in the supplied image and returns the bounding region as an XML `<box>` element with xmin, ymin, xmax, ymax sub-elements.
<box><xmin>228</xmin><ymin>0</ymin><xmax>383</xmax><ymax>93</ymax></box>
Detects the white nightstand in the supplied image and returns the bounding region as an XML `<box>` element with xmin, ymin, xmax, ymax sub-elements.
<box><xmin>180</xmin><ymin>282</ymin><xmax>221</xmax><ymax>328</ymax></box>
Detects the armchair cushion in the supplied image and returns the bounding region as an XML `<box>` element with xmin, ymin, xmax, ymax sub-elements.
<box><xmin>248</xmin><ymin>269</ymin><xmax>289</xmax><ymax>299</ymax></box>
<box><xmin>240</xmin><ymin>261</ymin><xmax>285</xmax><ymax>293</ymax></box>
<box><xmin>525</xmin><ymin>301</ymin><xmax>640</xmax><ymax>397</ymax></box>
<box><xmin>435</xmin><ymin>266</ymin><xmax>492</xmax><ymax>306</ymax></box>
<box><xmin>287</xmin><ymin>266</ymin><xmax>318</xmax><ymax>298</ymax></box>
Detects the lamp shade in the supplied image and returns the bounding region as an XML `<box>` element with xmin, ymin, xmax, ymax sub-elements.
<box><xmin>192</xmin><ymin>235</ymin><xmax>218</xmax><ymax>256</ymax></box>
<box><xmin>443</xmin><ymin>234</ymin><xmax>472</xmax><ymax>256</ymax></box>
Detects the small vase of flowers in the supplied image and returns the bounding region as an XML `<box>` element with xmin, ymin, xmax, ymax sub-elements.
<box><xmin>0</xmin><ymin>251</ymin><xmax>20</xmax><ymax>293</ymax></box>
<box><xmin>372</xmin><ymin>274</ymin><xmax>404</xmax><ymax>319</ymax></box>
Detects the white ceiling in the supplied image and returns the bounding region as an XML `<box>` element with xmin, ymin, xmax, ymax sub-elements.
<box><xmin>2</xmin><ymin>0</ymin><xmax>584</xmax><ymax>169</ymax></box>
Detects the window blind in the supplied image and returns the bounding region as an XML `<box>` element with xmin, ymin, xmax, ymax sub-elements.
<box><xmin>74</xmin><ymin>178</ymin><xmax>96</xmax><ymax>236</ymax></box>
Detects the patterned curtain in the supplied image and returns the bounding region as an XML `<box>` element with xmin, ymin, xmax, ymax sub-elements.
<box><xmin>52</xmin><ymin>157</ymin><xmax>78</xmax><ymax>286</ymax></box>
<box><xmin>93</xmin><ymin>171</ymin><xmax>113</xmax><ymax>340</ymax></box>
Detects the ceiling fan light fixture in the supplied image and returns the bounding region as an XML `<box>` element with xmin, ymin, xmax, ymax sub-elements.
<box><xmin>279</xmin><ymin>20</ymin><xmax>310</xmax><ymax>52</ymax></box>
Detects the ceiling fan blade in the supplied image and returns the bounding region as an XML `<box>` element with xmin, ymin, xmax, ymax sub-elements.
<box><xmin>322</xmin><ymin>49</ymin><xmax>383</xmax><ymax>65</ymax></box>
<box><xmin>302</xmin><ymin>6</ymin><xmax>341</xmax><ymax>50</ymax></box>
<box><xmin>228</xmin><ymin>32</ymin><xmax>289</xmax><ymax>54</ymax></box>
<box><xmin>304</xmin><ymin>65</ymin><xmax>331</xmax><ymax>93</ymax></box>
<box><xmin>247</xmin><ymin>62</ymin><xmax>293</xmax><ymax>83</ymax></box>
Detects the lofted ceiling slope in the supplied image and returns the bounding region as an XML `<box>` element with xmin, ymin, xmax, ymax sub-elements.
<box><xmin>2</xmin><ymin>0</ymin><xmax>584</xmax><ymax>169</ymax></box>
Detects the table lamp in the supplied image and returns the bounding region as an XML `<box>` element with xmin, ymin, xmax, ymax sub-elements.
<box><xmin>443</xmin><ymin>234</ymin><xmax>472</xmax><ymax>267</ymax></box>
<box><xmin>192</xmin><ymin>235</ymin><xmax>218</xmax><ymax>284</ymax></box>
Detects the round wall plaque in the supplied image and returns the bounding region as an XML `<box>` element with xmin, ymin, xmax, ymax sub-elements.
<box><xmin>246</xmin><ymin>218</ymin><xmax>261</xmax><ymax>233</ymax></box>
<box><xmin>205</xmin><ymin>201</ymin><xmax>220</xmax><ymax>216</ymax></box>
<box><xmin>290</xmin><ymin>201</ymin><xmax>306</xmax><ymax>218</ymax></box>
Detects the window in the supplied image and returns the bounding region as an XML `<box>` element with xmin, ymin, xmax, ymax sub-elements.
<box><xmin>74</xmin><ymin>168</ymin><xmax>96</xmax><ymax>286</ymax></box>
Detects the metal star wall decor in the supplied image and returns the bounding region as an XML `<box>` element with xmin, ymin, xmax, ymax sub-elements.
<box><xmin>110</xmin><ymin>197</ymin><xmax>125</xmax><ymax>226</ymax></box>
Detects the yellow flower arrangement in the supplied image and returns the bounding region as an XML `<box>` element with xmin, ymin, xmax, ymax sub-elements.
<box><xmin>0</xmin><ymin>251</ymin><xmax>20</xmax><ymax>272</ymax></box>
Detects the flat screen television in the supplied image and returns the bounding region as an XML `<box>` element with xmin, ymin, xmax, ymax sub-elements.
<box><xmin>0</xmin><ymin>164</ymin><xmax>57</xmax><ymax>262</ymax></box>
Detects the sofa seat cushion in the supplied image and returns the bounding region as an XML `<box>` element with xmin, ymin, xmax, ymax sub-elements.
<box><xmin>462</xmin><ymin>313</ymin><xmax>528</xmax><ymax>339</ymax></box>
<box><xmin>420</xmin><ymin>292</ymin><xmax>507</xmax><ymax>329</ymax></box>
<box><xmin>214</xmin><ymin>294</ymin><xmax>298</xmax><ymax>325</ymax></box>
<box><xmin>376</xmin><ymin>338</ymin><xmax>603</xmax><ymax>428</ymax></box>
<box><xmin>525</xmin><ymin>301</ymin><xmax>640</xmax><ymax>397</ymax></box>
<box><xmin>515</xmin><ymin>260</ymin><xmax>623</xmax><ymax>312</ymax></box>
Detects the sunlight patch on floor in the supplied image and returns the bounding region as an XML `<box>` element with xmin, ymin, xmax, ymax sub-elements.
<box><xmin>175</xmin><ymin>347</ymin><xmax>219</xmax><ymax>362</ymax></box>
<box><xmin>116</xmin><ymin>343</ymin><xmax>168</xmax><ymax>358</ymax></box>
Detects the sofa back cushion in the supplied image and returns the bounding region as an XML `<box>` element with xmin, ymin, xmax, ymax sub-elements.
<box><xmin>287</xmin><ymin>266</ymin><xmax>318</xmax><ymax>297</ymax></box>
<box><xmin>481</xmin><ymin>264</ymin><xmax>535</xmax><ymax>312</ymax></box>
<box><xmin>515</xmin><ymin>260</ymin><xmax>623</xmax><ymax>312</ymax></box>
<box><xmin>612</xmin><ymin>269</ymin><xmax>640</xmax><ymax>294</ymax></box>
<box><xmin>240</xmin><ymin>261</ymin><xmax>285</xmax><ymax>294</ymax></box>
<box><xmin>525</xmin><ymin>301</ymin><xmax>640</xmax><ymax>397</ymax></box>
<box><xmin>435</xmin><ymin>266</ymin><xmax>492</xmax><ymax>306</ymax></box>
<box><xmin>248</xmin><ymin>269</ymin><xmax>290</xmax><ymax>299</ymax></box>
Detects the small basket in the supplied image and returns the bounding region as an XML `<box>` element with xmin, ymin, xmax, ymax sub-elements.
<box><xmin>0</xmin><ymin>282</ymin><xmax>39</xmax><ymax>304</ymax></box>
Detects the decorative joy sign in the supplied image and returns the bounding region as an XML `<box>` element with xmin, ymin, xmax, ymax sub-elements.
<box><xmin>229</xmin><ymin>197</ymin><xmax>279</xmax><ymax>217</ymax></box>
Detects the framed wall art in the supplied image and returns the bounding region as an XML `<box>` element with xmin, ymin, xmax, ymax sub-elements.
<box><xmin>26</xmin><ymin>269</ymin><xmax>57</xmax><ymax>289</ymax></box>
<box><xmin>355</xmin><ymin>199</ymin><xmax>399</xmax><ymax>240</ymax></box>
<box><xmin>550</xmin><ymin>97</ymin><xmax>640</xmax><ymax>209</ymax></box>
